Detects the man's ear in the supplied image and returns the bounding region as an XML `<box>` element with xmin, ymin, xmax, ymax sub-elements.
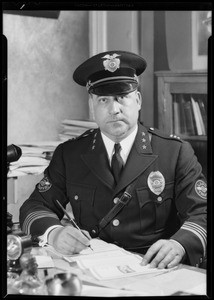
<box><xmin>88</xmin><ymin>95</ymin><xmax>95</xmax><ymax>120</ymax></box>
<box><xmin>136</xmin><ymin>91</ymin><xmax>142</xmax><ymax>109</ymax></box>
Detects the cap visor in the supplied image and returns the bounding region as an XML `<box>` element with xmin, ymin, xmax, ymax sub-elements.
<box><xmin>90</xmin><ymin>81</ymin><xmax>138</xmax><ymax>96</ymax></box>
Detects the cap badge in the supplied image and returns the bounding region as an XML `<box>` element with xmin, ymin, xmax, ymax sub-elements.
<box><xmin>102</xmin><ymin>53</ymin><xmax>121</xmax><ymax>72</ymax></box>
<box><xmin>147</xmin><ymin>171</ymin><xmax>165</xmax><ymax>195</ymax></box>
<box><xmin>195</xmin><ymin>180</ymin><xmax>207</xmax><ymax>199</ymax></box>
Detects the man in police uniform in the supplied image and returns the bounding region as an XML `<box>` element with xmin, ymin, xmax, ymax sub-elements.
<box><xmin>20</xmin><ymin>51</ymin><xmax>207</xmax><ymax>269</ymax></box>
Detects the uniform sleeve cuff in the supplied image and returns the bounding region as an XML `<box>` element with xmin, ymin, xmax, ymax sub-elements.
<box><xmin>170</xmin><ymin>239</ymin><xmax>186</xmax><ymax>256</ymax></box>
<box><xmin>38</xmin><ymin>225</ymin><xmax>63</xmax><ymax>247</ymax></box>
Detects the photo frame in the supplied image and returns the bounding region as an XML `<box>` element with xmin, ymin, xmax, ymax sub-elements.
<box><xmin>192</xmin><ymin>11</ymin><xmax>211</xmax><ymax>70</ymax></box>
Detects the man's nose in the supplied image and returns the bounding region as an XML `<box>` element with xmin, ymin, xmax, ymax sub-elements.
<box><xmin>109</xmin><ymin>99</ymin><xmax>121</xmax><ymax>114</ymax></box>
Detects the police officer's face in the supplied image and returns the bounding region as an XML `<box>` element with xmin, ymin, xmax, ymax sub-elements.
<box><xmin>89</xmin><ymin>90</ymin><xmax>142</xmax><ymax>142</ymax></box>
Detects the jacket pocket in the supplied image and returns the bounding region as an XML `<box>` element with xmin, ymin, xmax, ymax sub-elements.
<box><xmin>136</xmin><ymin>182</ymin><xmax>174</xmax><ymax>233</ymax></box>
<box><xmin>67</xmin><ymin>183</ymin><xmax>96</xmax><ymax>225</ymax></box>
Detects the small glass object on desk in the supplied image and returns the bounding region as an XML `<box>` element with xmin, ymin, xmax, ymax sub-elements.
<box><xmin>46</xmin><ymin>272</ymin><xmax>82</xmax><ymax>296</ymax></box>
<box><xmin>7</xmin><ymin>252</ymin><xmax>48</xmax><ymax>295</ymax></box>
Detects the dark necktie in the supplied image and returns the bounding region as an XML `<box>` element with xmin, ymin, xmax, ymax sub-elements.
<box><xmin>111</xmin><ymin>143</ymin><xmax>123</xmax><ymax>184</ymax></box>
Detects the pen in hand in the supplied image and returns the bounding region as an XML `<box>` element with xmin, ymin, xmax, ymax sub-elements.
<box><xmin>55</xmin><ymin>199</ymin><xmax>93</xmax><ymax>251</ymax></box>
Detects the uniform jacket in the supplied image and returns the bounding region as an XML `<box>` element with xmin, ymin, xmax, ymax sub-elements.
<box><xmin>20</xmin><ymin>123</ymin><xmax>207</xmax><ymax>267</ymax></box>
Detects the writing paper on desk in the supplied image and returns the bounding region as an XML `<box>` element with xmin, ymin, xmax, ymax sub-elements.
<box><xmin>40</xmin><ymin>238</ymin><xmax>117</xmax><ymax>259</ymax></box>
<box><xmin>81</xmin><ymin>285</ymin><xmax>148</xmax><ymax>297</ymax></box>
<box><xmin>80</xmin><ymin>238</ymin><xmax>119</xmax><ymax>254</ymax></box>
<box><xmin>89</xmin><ymin>262</ymin><xmax>173</xmax><ymax>280</ymax></box>
<box><xmin>63</xmin><ymin>238</ymin><xmax>172</xmax><ymax>280</ymax></box>
<box><xmin>125</xmin><ymin>268</ymin><xmax>206</xmax><ymax>296</ymax></box>
<box><xmin>34</xmin><ymin>255</ymin><xmax>55</xmax><ymax>268</ymax></box>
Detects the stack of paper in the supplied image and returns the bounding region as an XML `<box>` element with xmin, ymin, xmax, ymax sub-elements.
<box><xmin>59</xmin><ymin>119</ymin><xmax>98</xmax><ymax>141</ymax></box>
<box><xmin>7</xmin><ymin>141</ymin><xmax>61</xmax><ymax>177</ymax></box>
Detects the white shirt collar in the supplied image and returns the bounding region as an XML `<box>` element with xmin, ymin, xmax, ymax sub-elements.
<box><xmin>101</xmin><ymin>125</ymin><xmax>138</xmax><ymax>165</ymax></box>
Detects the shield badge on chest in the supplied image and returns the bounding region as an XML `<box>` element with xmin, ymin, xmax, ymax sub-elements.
<box><xmin>147</xmin><ymin>171</ymin><xmax>165</xmax><ymax>195</ymax></box>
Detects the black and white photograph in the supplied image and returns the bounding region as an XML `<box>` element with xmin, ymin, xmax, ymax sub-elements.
<box><xmin>2</xmin><ymin>3</ymin><xmax>212</xmax><ymax>297</ymax></box>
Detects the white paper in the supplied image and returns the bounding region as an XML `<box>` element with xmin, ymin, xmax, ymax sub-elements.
<box><xmin>81</xmin><ymin>284</ymin><xmax>148</xmax><ymax>297</ymax></box>
<box><xmin>125</xmin><ymin>268</ymin><xmax>207</xmax><ymax>296</ymax></box>
<box><xmin>62</xmin><ymin>238</ymin><xmax>174</xmax><ymax>280</ymax></box>
<box><xmin>35</xmin><ymin>255</ymin><xmax>55</xmax><ymax>268</ymax></box>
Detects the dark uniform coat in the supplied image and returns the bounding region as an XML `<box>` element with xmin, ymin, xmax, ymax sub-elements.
<box><xmin>20</xmin><ymin>123</ymin><xmax>207</xmax><ymax>267</ymax></box>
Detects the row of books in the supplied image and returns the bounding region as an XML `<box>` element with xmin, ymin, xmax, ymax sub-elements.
<box><xmin>173</xmin><ymin>94</ymin><xmax>207</xmax><ymax>136</ymax></box>
<box><xmin>58</xmin><ymin>119</ymin><xmax>98</xmax><ymax>141</ymax></box>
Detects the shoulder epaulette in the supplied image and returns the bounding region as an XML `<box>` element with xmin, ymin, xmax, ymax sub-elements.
<box><xmin>148</xmin><ymin>127</ymin><xmax>183</xmax><ymax>142</ymax></box>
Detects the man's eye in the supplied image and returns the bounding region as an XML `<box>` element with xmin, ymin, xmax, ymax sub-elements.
<box><xmin>99</xmin><ymin>98</ymin><xmax>108</xmax><ymax>103</ymax></box>
<box><xmin>117</xmin><ymin>96</ymin><xmax>127</xmax><ymax>103</ymax></box>
<box><xmin>118</xmin><ymin>96</ymin><xmax>125</xmax><ymax>101</ymax></box>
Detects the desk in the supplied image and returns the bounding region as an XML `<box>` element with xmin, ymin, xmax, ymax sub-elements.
<box><xmin>34</xmin><ymin>249</ymin><xmax>206</xmax><ymax>297</ymax></box>
<box><xmin>7</xmin><ymin>242</ymin><xmax>206</xmax><ymax>297</ymax></box>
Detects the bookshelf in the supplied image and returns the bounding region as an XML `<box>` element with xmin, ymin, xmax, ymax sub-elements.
<box><xmin>155</xmin><ymin>70</ymin><xmax>207</xmax><ymax>176</ymax></box>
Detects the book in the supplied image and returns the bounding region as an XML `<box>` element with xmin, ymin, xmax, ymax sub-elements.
<box><xmin>183</xmin><ymin>98</ymin><xmax>196</xmax><ymax>136</ymax></box>
<box><xmin>191</xmin><ymin>97</ymin><xmax>203</xmax><ymax>135</ymax></box>
<box><xmin>197</xmin><ymin>97</ymin><xmax>207</xmax><ymax>135</ymax></box>
<box><xmin>173</xmin><ymin>98</ymin><xmax>181</xmax><ymax>135</ymax></box>
<box><xmin>177</xmin><ymin>95</ymin><xmax>188</xmax><ymax>135</ymax></box>
<box><xmin>195</xmin><ymin>101</ymin><xmax>206</xmax><ymax>135</ymax></box>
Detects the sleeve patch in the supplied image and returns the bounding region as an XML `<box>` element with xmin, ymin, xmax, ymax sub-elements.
<box><xmin>195</xmin><ymin>180</ymin><xmax>207</xmax><ymax>199</ymax></box>
<box><xmin>37</xmin><ymin>176</ymin><xmax>52</xmax><ymax>193</ymax></box>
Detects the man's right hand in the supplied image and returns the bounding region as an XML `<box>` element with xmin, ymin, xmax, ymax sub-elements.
<box><xmin>47</xmin><ymin>226</ymin><xmax>91</xmax><ymax>255</ymax></box>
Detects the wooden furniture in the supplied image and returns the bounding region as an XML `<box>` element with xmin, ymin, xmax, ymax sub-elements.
<box><xmin>155</xmin><ymin>70</ymin><xmax>207</xmax><ymax>176</ymax></box>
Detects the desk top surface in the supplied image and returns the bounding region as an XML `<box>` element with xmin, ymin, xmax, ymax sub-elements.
<box><xmin>7</xmin><ymin>242</ymin><xmax>207</xmax><ymax>297</ymax></box>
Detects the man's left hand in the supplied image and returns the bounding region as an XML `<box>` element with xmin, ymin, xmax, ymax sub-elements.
<box><xmin>141</xmin><ymin>239</ymin><xmax>185</xmax><ymax>269</ymax></box>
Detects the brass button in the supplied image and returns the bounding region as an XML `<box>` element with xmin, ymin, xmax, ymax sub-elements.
<box><xmin>113</xmin><ymin>197</ymin><xmax>120</xmax><ymax>204</ymax></box>
<box><xmin>90</xmin><ymin>227</ymin><xmax>99</xmax><ymax>238</ymax></box>
<box><xmin>112</xmin><ymin>219</ymin><xmax>120</xmax><ymax>226</ymax></box>
<box><xmin>157</xmin><ymin>196</ymin><xmax>162</xmax><ymax>202</ymax></box>
<box><xmin>74</xmin><ymin>195</ymin><xmax>79</xmax><ymax>200</ymax></box>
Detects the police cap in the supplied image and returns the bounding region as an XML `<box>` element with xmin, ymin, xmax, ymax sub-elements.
<box><xmin>73</xmin><ymin>50</ymin><xmax>147</xmax><ymax>96</ymax></box>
